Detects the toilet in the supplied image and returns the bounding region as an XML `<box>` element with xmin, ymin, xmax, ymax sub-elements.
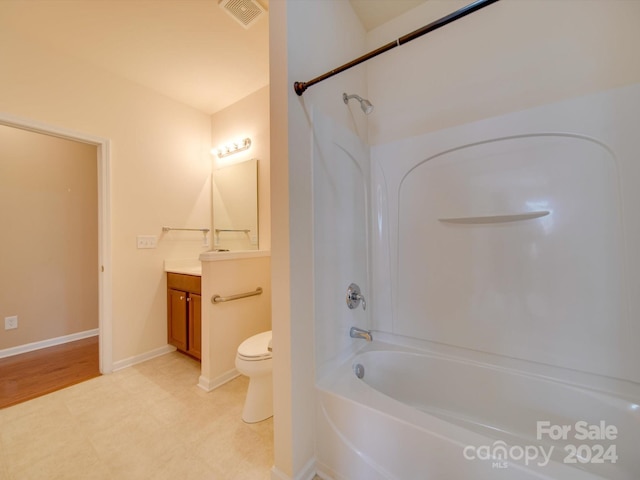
<box><xmin>235</xmin><ymin>330</ymin><xmax>273</xmax><ymax>423</ymax></box>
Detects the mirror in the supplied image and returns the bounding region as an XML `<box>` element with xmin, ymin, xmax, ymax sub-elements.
<box><xmin>212</xmin><ymin>158</ymin><xmax>258</xmax><ymax>250</ymax></box>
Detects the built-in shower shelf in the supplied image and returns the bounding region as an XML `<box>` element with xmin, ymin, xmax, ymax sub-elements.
<box><xmin>438</xmin><ymin>210</ymin><xmax>550</xmax><ymax>225</ymax></box>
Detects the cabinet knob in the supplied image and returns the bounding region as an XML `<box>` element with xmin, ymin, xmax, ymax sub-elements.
<box><xmin>187</xmin><ymin>297</ymin><xmax>191</xmax><ymax>302</ymax></box>
<box><xmin>180</xmin><ymin>296</ymin><xmax>185</xmax><ymax>301</ymax></box>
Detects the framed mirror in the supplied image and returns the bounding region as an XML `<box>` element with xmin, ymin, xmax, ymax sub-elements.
<box><xmin>212</xmin><ymin>158</ymin><xmax>258</xmax><ymax>251</ymax></box>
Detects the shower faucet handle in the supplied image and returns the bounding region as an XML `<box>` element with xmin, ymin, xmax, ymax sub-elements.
<box><xmin>346</xmin><ymin>283</ymin><xmax>366</xmax><ymax>311</ymax></box>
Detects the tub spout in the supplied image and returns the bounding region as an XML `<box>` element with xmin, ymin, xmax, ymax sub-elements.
<box><xmin>350</xmin><ymin>327</ymin><xmax>372</xmax><ymax>342</ymax></box>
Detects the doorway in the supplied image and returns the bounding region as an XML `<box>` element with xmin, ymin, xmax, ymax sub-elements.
<box><xmin>0</xmin><ymin>114</ymin><xmax>112</xmax><ymax>377</ymax></box>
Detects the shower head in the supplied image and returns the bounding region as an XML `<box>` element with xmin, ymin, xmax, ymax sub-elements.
<box><xmin>343</xmin><ymin>93</ymin><xmax>374</xmax><ymax>115</ymax></box>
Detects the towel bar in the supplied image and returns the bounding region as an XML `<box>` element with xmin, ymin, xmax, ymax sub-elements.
<box><xmin>212</xmin><ymin>287</ymin><xmax>263</xmax><ymax>304</ymax></box>
<box><xmin>162</xmin><ymin>226</ymin><xmax>210</xmax><ymax>233</ymax></box>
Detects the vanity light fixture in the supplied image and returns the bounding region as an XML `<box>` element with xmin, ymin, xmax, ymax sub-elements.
<box><xmin>214</xmin><ymin>137</ymin><xmax>252</xmax><ymax>158</ymax></box>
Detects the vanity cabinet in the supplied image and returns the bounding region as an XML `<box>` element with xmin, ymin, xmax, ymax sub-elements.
<box><xmin>167</xmin><ymin>273</ymin><xmax>202</xmax><ymax>360</ymax></box>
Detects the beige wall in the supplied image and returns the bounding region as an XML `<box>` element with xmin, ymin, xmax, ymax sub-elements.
<box><xmin>270</xmin><ymin>0</ymin><xmax>369</xmax><ymax>477</ymax></box>
<box><xmin>200</xmin><ymin>256</ymin><xmax>271</xmax><ymax>388</ymax></box>
<box><xmin>0</xmin><ymin>13</ymin><xmax>212</xmax><ymax>365</ymax></box>
<box><xmin>0</xmin><ymin>125</ymin><xmax>98</xmax><ymax>349</ymax></box>
<box><xmin>268</xmin><ymin>1</ymin><xmax>293</xmax><ymax>476</ymax></box>
<box><xmin>211</xmin><ymin>86</ymin><xmax>271</xmax><ymax>252</ymax></box>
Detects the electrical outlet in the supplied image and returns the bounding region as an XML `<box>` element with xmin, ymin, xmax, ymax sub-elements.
<box><xmin>136</xmin><ymin>235</ymin><xmax>157</xmax><ymax>249</ymax></box>
<box><xmin>5</xmin><ymin>316</ymin><xmax>18</xmax><ymax>330</ymax></box>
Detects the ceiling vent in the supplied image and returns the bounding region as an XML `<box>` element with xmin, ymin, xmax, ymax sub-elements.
<box><xmin>219</xmin><ymin>0</ymin><xmax>266</xmax><ymax>29</ymax></box>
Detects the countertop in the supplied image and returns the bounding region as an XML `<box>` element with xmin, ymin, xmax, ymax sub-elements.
<box><xmin>164</xmin><ymin>259</ymin><xmax>202</xmax><ymax>276</ymax></box>
<box><xmin>199</xmin><ymin>250</ymin><xmax>270</xmax><ymax>262</ymax></box>
<box><xmin>164</xmin><ymin>250</ymin><xmax>270</xmax><ymax>276</ymax></box>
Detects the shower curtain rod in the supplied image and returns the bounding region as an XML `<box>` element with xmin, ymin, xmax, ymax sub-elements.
<box><xmin>293</xmin><ymin>0</ymin><xmax>500</xmax><ymax>96</ymax></box>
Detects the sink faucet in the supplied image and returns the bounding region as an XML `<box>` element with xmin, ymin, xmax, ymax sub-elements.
<box><xmin>350</xmin><ymin>326</ymin><xmax>372</xmax><ymax>342</ymax></box>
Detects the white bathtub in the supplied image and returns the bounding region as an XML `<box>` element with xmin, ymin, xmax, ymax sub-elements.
<box><xmin>316</xmin><ymin>341</ymin><xmax>640</xmax><ymax>480</ymax></box>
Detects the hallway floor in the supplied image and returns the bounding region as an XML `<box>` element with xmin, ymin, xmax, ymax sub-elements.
<box><xmin>0</xmin><ymin>336</ymin><xmax>100</xmax><ymax>408</ymax></box>
<box><xmin>0</xmin><ymin>351</ymin><xmax>273</xmax><ymax>479</ymax></box>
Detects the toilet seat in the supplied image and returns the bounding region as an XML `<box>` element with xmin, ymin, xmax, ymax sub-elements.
<box><xmin>237</xmin><ymin>331</ymin><xmax>272</xmax><ymax>361</ymax></box>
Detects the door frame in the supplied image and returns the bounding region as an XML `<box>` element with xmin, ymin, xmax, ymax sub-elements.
<box><xmin>0</xmin><ymin>113</ymin><xmax>113</xmax><ymax>374</ymax></box>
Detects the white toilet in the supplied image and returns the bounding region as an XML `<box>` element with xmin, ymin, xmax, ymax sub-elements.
<box><xmin>235</xmin><ymin>330</ymin><xmax>273</xmax><ymax>423</ymax></box>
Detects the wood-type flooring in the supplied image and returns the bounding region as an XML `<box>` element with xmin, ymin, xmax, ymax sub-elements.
<box><xmin>0</xmin><ymin>336</ymin><xmax>100</xmax><ymax>408</ymax></box>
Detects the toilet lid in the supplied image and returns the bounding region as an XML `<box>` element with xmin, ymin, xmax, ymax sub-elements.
<box><xmin>238</xmin><ymin>331</ymin><xmax>272</xmax><ymax>360</ymax></box>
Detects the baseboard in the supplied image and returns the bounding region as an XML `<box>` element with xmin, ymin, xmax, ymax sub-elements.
<box><xmin>198</xmin><ymin>368</ymin><xmax>240</xmax><ymax>392</ymax></box>
<box><xmin>314</xmin><ymin>472</ymin><xmax>334</xmax><ymax>480</ymax></box>
<box><xmin>270</xmin><ymin>466</ymin><xmax>290</xmax><ymax>480</ymax></box>
<box><xmin>111</xmin><ymin>344</ymin><xmax>176</xmax><ymax>372</ymax></box>
<box><xmin>271</xmin><ymin>457</ymin><xmax>319</xmax><ymax>480</ymax></box>
<box><xmin>297</xmin><ymin>457</ymin><xmax>320</xmax><ymax>480</ymax></box>
<box><xmin>0</xmin><ymin>328</ymin><xmax>99</xmax><ymax>359</ymax></box>
<box><xmin>314</xmin><ymin>460</ymin><xmax>337</xmax><ymax>480</ymax></box>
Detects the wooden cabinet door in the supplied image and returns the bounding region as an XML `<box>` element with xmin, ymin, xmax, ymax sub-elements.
<box><xmin>168</xmin><ymin>289</ymin><xmax>188</xmax><ymax>352</ymax></box>
<box><xmin>188</xmin><ymin>293</ymin><xmax>202</xmax><ymax>360</ymax></box>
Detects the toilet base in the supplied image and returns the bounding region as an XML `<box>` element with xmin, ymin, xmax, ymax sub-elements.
<box><xmin>242</xmin><ymin>372</ymin><xmax>273</xmax><ymax>423</ymax></box>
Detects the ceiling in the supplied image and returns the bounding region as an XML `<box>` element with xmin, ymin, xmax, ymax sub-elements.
<box><xmin>350</xmin><ymin>0</ymin><xmax>427</xmax><ymax>31</ymax></box>
<box><xmin>2</xmin><ymin>0</ymin><xmax>425</xmax><ymax>115</ymax></box>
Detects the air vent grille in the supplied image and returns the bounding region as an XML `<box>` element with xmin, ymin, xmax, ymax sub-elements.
<box><xmin>219</xmin><ymin>0</ymin><xmax>266</xmax><ymax>29</ymax></box>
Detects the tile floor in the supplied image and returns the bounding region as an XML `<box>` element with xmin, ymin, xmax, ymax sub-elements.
<box><xmin>0</xmin><ymin>351</ymin><xmax>273</xmax><ymax>479</ymax></box>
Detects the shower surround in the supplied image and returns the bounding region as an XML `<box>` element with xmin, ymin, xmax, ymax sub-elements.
<box><xmin>273</xmin><ymin>1</ymin><xmax>640</xmax><ymax>478</ymax></box>
<box><xmin>313</xmin><ymin>84</ymin><xmax>640</xmax><ymax>479</ymax></box>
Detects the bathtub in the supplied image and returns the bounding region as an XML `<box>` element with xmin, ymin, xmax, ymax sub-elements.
<box><xmin>316</xmin><ymin>341</ymin><xmax>640</xmax><ymax>480</ymax></box>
